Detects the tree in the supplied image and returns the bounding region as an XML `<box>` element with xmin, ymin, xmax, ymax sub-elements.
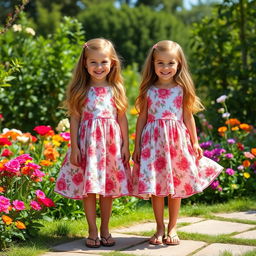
<box><xmin>191</xmin><ymin>0</ymin><xmax>256</xmax><ymax>125</ymax></box>
<box><xmin>136</xmin><ymin>0</ymin><xmax>183</xmax><ymax>12</ymax></box>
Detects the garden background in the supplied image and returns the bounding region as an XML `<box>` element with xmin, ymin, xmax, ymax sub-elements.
<box><xmin>0</xmin><ymin>0</ymin><xmax>256</xmax><ymax>253</ymax></box>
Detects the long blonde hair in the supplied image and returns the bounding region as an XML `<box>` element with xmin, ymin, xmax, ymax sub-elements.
<box><xmin>135</xmin><ymin>40</ymin><xmax>204</xmax><ymax>114</ymax></box>
<box><xmin>65</xmin><ymin>38</ymin><xmax>128</xmax><ymax>117</ymax></box>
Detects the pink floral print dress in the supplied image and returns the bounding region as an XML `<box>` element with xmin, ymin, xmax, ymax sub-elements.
<box><xmin>133</xmin><ymin>85</ymin><xmax>223</xmax><ymax>198</ymax></box>
<box><xmin>55</xmin><ymin>86</ymin><xmax>132</xmax><ymax>199</ymax></box>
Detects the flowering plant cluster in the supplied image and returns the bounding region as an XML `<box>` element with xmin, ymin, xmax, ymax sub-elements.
<box><xmin>196</xmin><ymin>95</ymin><xmax>256</xmax><ymax>201</ymax></box>
<box><xmin>0</xmin><ymin>122</ymin><xmax>70</xmax><ymax>250</ymax></box>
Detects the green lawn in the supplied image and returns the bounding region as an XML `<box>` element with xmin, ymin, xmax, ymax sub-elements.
<box><xmin>1</xmin><ymin>198</ymin><xmax>256</xmax><ymax>256</ymax></box>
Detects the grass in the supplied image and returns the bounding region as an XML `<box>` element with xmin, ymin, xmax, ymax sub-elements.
<box><xmin>1</xmin><ymin>197</ymin><xmax>256</xmax><ymax>256</ymax></box>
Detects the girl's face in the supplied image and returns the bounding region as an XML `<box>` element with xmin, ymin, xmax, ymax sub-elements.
<box><xmin>85</xmin><ymin>49</ymin><xmax>112</xmax><ymax>83</ymax></box>
<box><xmin>153</xmin><ymin>51</ymin><xmax>179</xmax><ymax>84</ymax></box>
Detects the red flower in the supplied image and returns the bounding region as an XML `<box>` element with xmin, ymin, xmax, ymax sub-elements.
<box><xmin>153</xmin><ymin>127</ymin><xmax>159</xmax><ymax>142</ymax></box>
<box><xmin>154</xmin><ymin>157</ymin><xmax>167</xmax><ymax>173</ymax></box>
<box><xmin>84</xmin><ymin>112</ymin><xmax>94</xmax><ymax>120</ymax></box>
<box><xmin>106</xmin><ymin>179</ymin><xmax>114</xmax><ymax>192</ymax></box>
<box><xmin>0</xmin><ymin>114</ymin><xmax>3</xmax><ymax>120</ymax></box>
<box><xmin>38</xmin><ymin>197</ymin><xmax>55</xmax><ymax>207</ymax></box>
<box><xmin>141</xmin><ymin>148</ymin><xmax>151</xmax><ymax>159</ymax></box>
<box><xmin>1</xmin><ymin>149</ymin><xmax>13</xmax><ymax>157</ymax></box>
<box><xmin>147</xmin><ymin>114</ymin><xmax>155</xmax><ymax>122</ymax></box>
<box><xmin>94</xmin><ymin>87</ymin><xmax>107</xmax><ymax>96</ymax></box>
<box><xmin>86</xmin><ymin>180</ymin><xmax>92</xmax><ymax>191</ymax></box>
<box><xmin>173</xmin><ymin>176</ymin><xmax>181</xmax><ymax>187</ymax></box>
<box><xmin>95</xmin><ymin>126</ymin><xmax>102</xmax><ymax>140</ymax></box>
<box><xmin>33</xmin><ymin>125</ymin><xmax>52</xmax><ymax>136</ymax></box>
<box><xmin>72</xmin><ymin>172</ymin><xmax>83</xmax><ymax>185</ymax></box>
<box><xmin>0</xmin><ymin>138</ymin><xmax>12</xmax><ymax>146</ymax></box>
<box><xmin>109</xmin><ymin>143</ymin><xmax>117</xmax><ymax>155</ymax></box>
<box><xmin>158</xmin><ymin>89</ymin><xmax>171</xmax><ymax>99</ymax></box>
<box><xmin>176</xmin><ymin>156</ymin><xmax>190</xmax><ymax>171</ymax></box>
<box><xmin>162</xmin><ymin>110</ymin><xmax>174</xmax><ymax>119</ymax></box>
<box><xmin>205</xmin><ymin>167</ymin><xmax>215</xmax><ymax>176</ymax></box>
<box><xmin>156</xmin><ymin>183</ymin><xmax>161</xmax><ymax>194</ymax></box>
<box><xmin>170</xmin><ymin>146</ymin><xmax>177</xmax><ymax>158</ymax></box>
<box><xmin>116</xmin><ymin>171</ymin><xmax>125</xmax><ymax>182</ymax></box>
<box><xmin>142</xmin><ymin>131</ymin><xmax>150</xmax><ymax>145</ymax></box>
<box><xmin>147</xmin><ymin>96</ymin><xmax>153</xmax><ymax>107</ymax></box>
<box><xmin>138</xmin><ymin>181</ymin><xmax>147</xmax><ymax>193</ymax></box>
<box><xmin>109</xmin><ymin>125</ymin><xmax>114</xmax><ymax>139</ymax></box>
<box><xmin>56</xmin><ymin>178</ymin><xmax>67</xmax><ymax>191</ymax></box>
<box><xmin>184</xmin><ymin>183</ymin><xmax>193</xmax><ymax>195</ymax></box>
<box><xmin>174</xmin><ymin>96</ymin><xmax>183</xmax><ymax>109</ymax></box>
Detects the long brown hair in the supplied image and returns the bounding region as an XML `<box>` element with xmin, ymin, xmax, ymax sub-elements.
<box><xmin>65</xmin><ymin>38</ymin><xmax>128</xmax><ymax>117</ymax></box>
<box><xmin>135</xmin><ymin>40</ymin><xmax>204</xmax><ymax>114</ymax></box>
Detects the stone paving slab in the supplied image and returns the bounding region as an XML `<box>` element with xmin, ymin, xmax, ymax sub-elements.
<box><xmin>215</xmin><ymin>211</ymin><xmax>256</xmax><ymax>221</ymax></box>
<box><xmin>114</xmin><ymin>217</ymin><xmax>204</xmax><ymax>234</ymax></box>
<box><xmin>193</xmin><ymin>243</ymin><xmax>256</xmax><ymax>256</ymax></box>
<box><xmin>52</xmin><ymin>233</ymin><xmax>148</xmax><ymax>254</ymax></box>
<box><xmin>178</xmin><ymin>220</ymin><xmax>255</xmax><ymax>235</ymax></box>
<box><xmin>43</xmin><ymin>253</ymin><xmax>101</xmax><ymax>256</ymax></box>
<box><xmin>233</xmin><ymin>230</ymin><xmax>256</xmax><ymax>239</ymax></box>
<box><xmin>122</xmin><ymin>240</ymin><xmax>206</xmax><ymax>256</ymax></box>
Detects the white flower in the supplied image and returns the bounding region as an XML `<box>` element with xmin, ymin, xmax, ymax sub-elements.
<box><xmin>222</xmin><ymin>112</ymin><xmax>230</xmax><ymax>118</ymax></box>
<box><xmin>2</xmin><ymin>128</ymin><xmax>22</xmax><ymax>135</ymax></box>
<box><xmin>216</xmin><ymin>95</ymin><xmax>228</xmax><ymax>103</ymax></box>
<box><xmin>56</xmin><ymin>118</ymin><xmax>70</xmax><ymax>132</ymax></box>
<box><xmin>17</xmin><ymin>136</ymin><xmax>30</xmax><ymax>144</ymax></box>
<box><xmin>218</xmin><ymin>108</ymin><xmax>225</xmax><ymax>113</ymax></box>
<box><xmin>25</xmin><ymin>27</ymin><xmax>35</xmax><ymax>36</ymax></box>
<box><xmin>12</xmin><ymin>24</ymin><xmax>22</xmax><ymax>32</ymax></box>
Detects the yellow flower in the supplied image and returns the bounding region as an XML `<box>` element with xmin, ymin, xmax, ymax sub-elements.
<box><xmin>130</xmin><ymin>107</ymin><xmax>138</xmax><ymax>115</ymax></box>
<box><xmin>15</xmin><ymin>221</ymin><xmax>26</xmax><ymax>229</ymax></box>
<box><xmin>243</xmin><ymin>172</ymin><xmax>250</xmax><ymax>179</ymax></box>
<box><xmin>240</xmin><ymin>123</ymin><xmax>252</xmax><ymax>132</ymax></box>
<box><xmin>231</xmin><ymin>184</ymin><xmax>238</xmax><ymax>189</ymax></box>
<box><xmin>0</xmin><ymin>186</ymin><xmax>4</xmax><ymax>193</ymax></box>
<box><xmin>130</xmin><ymin>133</ymin><xmax>135</xmax><ymax>140</ymax></box>
<box><xmin>2</xmin><ymin>215</ymin><xmax>13</xmax><ymax>225</ymax></box>
<box><xmin>218</xmin><ymin>126</ymin><xmax>227</xmax><ymax>133</ymax></box>
<box><xmin>231</xmin><ymin>126</ymin><xmax>239</xmax><ymax>131</ymax></box>
<box><xmin>19</xmin><ymin>150</ymin><xmax>24</xmax><ymax>154</ymax></box>
<box><xmin>40</xmin><ymin>160</ymin><xmax>53</xmax><ymax>166</ymax></box>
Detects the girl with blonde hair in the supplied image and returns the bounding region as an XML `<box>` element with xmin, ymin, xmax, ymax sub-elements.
<box><xmin>132</xmin><ymin>40</ymin><xmax>223</xmax><ymax>246</ymax></box>
<box><xmin>55</xmin><ymin>38</ymin><xmax>132</xmax><ymax>248</ymax></box>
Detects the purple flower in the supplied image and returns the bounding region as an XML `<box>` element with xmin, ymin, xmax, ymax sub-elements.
<box><xmin>212</xmin><ymin>148</ymin><xmax>226</xmax><ymax>156</ymax></box>
<box><xmin>210</xmin><ymin>180</ymin><xmax>219</xmax><ymax>190</ymax></box>
<box><xmin>200</xmin><ymin>141</ymin><xmax>213</xmax><ymax>149</ymax></box>
<box><xmin>237</xmin><ymin>165</ymin><xmax>244</xmax><ymax>170</ymax></box>
<box><xmin>214</xmin><ymin>144</ymin><xmax>221</xmax><ymax>148</ymax></box>
<box><xmin>218</xmin><ymin>186</ymin><xmax>223</xmax><ymax>191</ymax></box>
<box><xmin>226</xmin><ymin>168</ymin><xmax>235</xmax><ymax>176</ymax></box>
<box><xmin>204</xmin><ymin>150</ymin><xmax>213</xmax><ymax>158</ymax></box>
<box><xmin>225</xmin><ymin>153</ymin><xmax>234</xmax><ymax>159</ymax></box>
<box><xmin>227</xmin><ymin>138</ymin><xmax>236</xmax><ymax>144</ymax></box>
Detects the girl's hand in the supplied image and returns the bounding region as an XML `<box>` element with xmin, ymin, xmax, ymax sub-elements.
<box><xmin>70</xmin><ymin>147</ymin><xmax>81</xmax><ymax>166</ymax></box>
<box><xmin>193</xmin><ymin>143</ymin><xmax>203</xmax><ymax>159</ymax></box>
<box><xmin>121</xmin><ymin>145</ymin><xmax>130</xmax><ymax>165</ymax></box>
<box><xmin>132</xmin><ymin>148</ymin><xmax>141</xmax><ymax>164</ymax></box>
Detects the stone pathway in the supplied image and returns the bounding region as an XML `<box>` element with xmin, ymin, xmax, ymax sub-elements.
<box><xmin>42</xmin><ymin>211</ymin><xmax>256</xmax><ymax>256</ymax></box>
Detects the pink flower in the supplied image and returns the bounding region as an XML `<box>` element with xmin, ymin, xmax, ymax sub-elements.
<box><xmin>153</xmin><ymin>127</ymin><xmax>159</xmax><ymax>142</ymax></box>
<box><xmin>170</xmin><ymin>146</ymin><xmax>177</xmax><ymax>158</ymax></box>
<box><xmin>95</xmin><ymin>126</ymin><xmax>102</xmax><ymax>140</ymax></box>
<box><xmin>154</xmin><ymin>157</ymin><xmax>167</xmax><ymax>173</ymax></box>
<box><xmin>94</xmin><ymin>87</ymin><xmax>107</xmax><ymax>96</ymax></box>
<box><xmin>0</xmin><ymin>195</ymin><xmax>11</xmax><ymax>213</ymax></box>
<box><xmin>106</xmin><ymin>179</ymin><xmax>114</xmax><ymax>192</ymax></box>
<box><xmin>244</xmin><ymin>152</ymin><xmax>255</xmax><ymax>160</ymax></box>
<box><xmin>162</xmin><ymin>110</ymin><xmax>174</xmax><ymax>119</ymax></box>
<box><xmin>0</xmin><ymin>138</ymin><xmax>12</xmax><ymax>146</ymax></box>
<box><xmin>85</xmin><ymin>180</ymin><xmax>92</xmax><ymax>191</ymax></box>
<box><xmin>15</xmin><ymin>154</ymin><xmax>33</xmax><ymax>164</ymax></box>
<box><xmin>225</xmin><ymin>168</ymin><xmax>235</xmax><ymax>176</ymax></box>
<box><xmin>147</xmin><ymin>96</ymin><xmax>153</xmax><ymax>107</ymax></box>
<box><xmin>147</xmin><ymin>114</ymin><xmax>155</xmax><ymax>122</ymax></box>
<box><xmin>184</xmin><ymin>183</ymin><xmax>193</xmax><ymax>194</ymax></box>
<box><xmin>12</xmin><ymin>200</ymin><xmax>25</xmax><ymax>211</ymax></box>
<box><xmin>142</xmin><ymin>131</ymin><xmax>150</xmax><ymax>145</ymax></box>
<box><xmin>174</xmin><ymin>96</ymin><xmax>183</xmax><ymax>109</ymax></box>
<box><xmin>32</xmin><ymin>169</ymin><xmax>46</xmax><ymax>178</ymax></box>
<box><xmin>173</xmin><ymin>176</ymin><xmax>181</xmax><ymax>187</ymax></box>
<box><xmin>60</xmin><ymin>132</ymin><xmax>70</xmax><ymax>141</ymax></box>
<box><xmin>72</xmin><ymin>172</ymin><xmax>83</xmax><ymax>185</ymax></box>
<box><xmin>109</xmin><ymin>143</ymin><xmax>117</xmax><ymax>156</ymax></box>
<box><xmin>57</xmin><ymin>178</ymin><xmax>67</xmax><ymax>191</ymax></box>
<box><xmin>84</xmin><ymin>111</ymin><xmax>94</xmax><ymax>120</ymax></box>
<box><xmin>34</xmin><ymin>125</ymin><xmax>52</xmax><ymax>136</ymax></box>
<box><xmin>4</xmin><ymin>159</ymin><xmax>20</xmax><ymax>174</ymax></box>
<box><xmin>176</xmin><ymin>156</ymin><xmax>190</xmax><ymax>171</ymax></box>
<box><xmin>30</xmin><ymin>200</ymin><xmax>42</xmax><ymax>211</ymax></box>
<box><xmin>138</xmin><ymin>181</ymin><xmax>147</xmax><ymax>193</ymax></box>
<box><xmin>141</xmin><ymin>148</ymin><xmax>151</xmax><ymax>159</ymax></box>
<box><xmin>1</xmin><ymin>149</ymin><xmax>13</xmax><ymax>157</ymax></box>
<box><xmin>35</xmin><ymin>190</ymin><xmax>46</xmax><ymax>199</ymax></box>
<box><xmin>117</xmin><ymin>171</ymin><xmax>125</xmax><ymax>182</ymax></box>
<box><xmin>205</xmin><ymin>167</ymin><xmax>215</xmax><ymax>176</ymax></box>
<box><xmin>38</xmin><ymin>197</ymin><xmax>55</xmax><ymax>207</ymax></box>
<box><xmin>158</xmin><ymin>89</ymin><xmax>171</xmax><ymax>99</ymax></box>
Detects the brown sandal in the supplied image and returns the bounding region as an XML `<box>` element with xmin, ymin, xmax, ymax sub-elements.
<box><xmin>85</xmin><ymin>237</ymin><xmax>100</xmax><ymax>248</ymax></box>
<box><xmin>100</xmin><ymin>234</ymin><xmax>115</xmax><ymax>247</ymax></box>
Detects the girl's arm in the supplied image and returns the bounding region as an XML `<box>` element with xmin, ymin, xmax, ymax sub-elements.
<box><xmin>183</xmin><ymin>108</ymin><xmax>203</xmax><ymax>159</ymax></box>
<box><xmin>117</xmin><ymin>113</ymin><xmax>130</xmax><ymax>164</ymax></box>
<box><xmin>132</xmin><ymin>103</ymin><xmax>148</xmax><ymax>164</ymax></box>
<box><xmin>70</xmin><ymin>114</ymin><xmax>81</xmax><ymax>166</ymax></box>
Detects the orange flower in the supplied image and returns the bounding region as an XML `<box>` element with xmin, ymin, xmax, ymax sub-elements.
<box><xmin>49</xmin><ymin>177</ymin><xmax>55</xmax><ymax>182</ymax></box>
<box><xmin>21</xmin><ymin>166</ymin><xmax>32</xmax><ymax>175</ymax></box>
<box><xmin>243</xmin><ymin>160</ymin><xmax>251</xmax><ymax>168</ymax></box>
<box><xmin>2</xmin><ymin>131</ymin><xmax>21</xmax><ymax>140</ymax></box>
<box><xmin>130</xmin><ymin>133</ymin><xmax>136</xmax><ymax>140</ymax></box>
<box><xmin>2</xmin><ymin>215</ymin><xmax>13</xmax><ymax>225</ymax></box>
<box><xmin>218</xmin><ymin>126</ymin><xmax>227</xmax><ymax>133</ymax></box>
<box><xmin>43</xmin><ymin>147</ymin><xmax>59</xmax><ymax>161</ymax></box>
<box><xmin>251</xmin><ymin>148</ymin><xmax>256</xmax><ymax>156</ymax></box>
<box><xmin>0</xmin><ymin>186</ymin><xmax>4</xmax><ymax>193</ymax></box>
<box><xmin>40</xmin><ymin>160</ymin><xmax>53</xmax><ymax>166</ymax></box>
<box><xmin>225</xmin><ymin>118</ymin><xmax>241</xmax><ymax>126</ymax></box>
<box><xmin>231</xmin><ymin>126</ymin><xmax>239</xmax><ymax>131</ymax></box>
<box><xmin>15</xmin><ymin>221</ymin><xmax>26</xmax><ymax>229</ymax></box>
<box><xmin>239</xmin><ymin>123</ymin><xmax>252</xmax><ymax>132</ymax></box>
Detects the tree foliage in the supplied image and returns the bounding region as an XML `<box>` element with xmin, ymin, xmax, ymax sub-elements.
<box><xmin>191</xmin><ymin>0</ymin><xmax>256</xmax><ymax>125</ymax></box>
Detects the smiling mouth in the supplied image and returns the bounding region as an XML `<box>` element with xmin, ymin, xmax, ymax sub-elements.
<box><xmin>160</xmin><ymin>72</ymin><xmax>171</xmax><ymax>75</ymax></box>
<box><xmin>94</xmin><ymin>71</ymin><xmax>104</xmax><ymax>75</ymax></box>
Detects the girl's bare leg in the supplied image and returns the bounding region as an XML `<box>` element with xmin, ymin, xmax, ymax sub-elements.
<box><xmin>83</xmin><ymin>194</ymin><xmax>100</xmax><ymax>247</ymax></box>
<box><xmin>149</xmin><ymin>195</ymin><xmax>165</xmax><ymax>244</ymax></box>
<box><xmin>166</xmin><ymin>196</ymin><xmax>181</xmax><ymax>245</ymax></box>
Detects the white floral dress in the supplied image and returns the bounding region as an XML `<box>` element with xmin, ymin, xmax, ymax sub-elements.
<box><xmin>133</xmin><ymin>85</ymin><xmax>223</xmax><ymax>198</ymax></box>
<box><xmin>55</xmin><ymin>86</ymin><xmax>132</xmax><ymax>199</ymax></box>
